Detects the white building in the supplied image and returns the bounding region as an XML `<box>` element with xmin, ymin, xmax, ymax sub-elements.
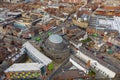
<box><xmin>69</xmin><ymin>55</ymin><xmax>88</xmax><ymax>73</ymax></box>
<box><xmin>75</xmin><ymin>48</ymin><xmax>119</xmax><ymax>78</ymax></box>
<box><xmin>23</xmin><ymin>41</ymin><xmax>52</xmax><ymax>66</ymax></box>
<box><xmin>4</xmin><ymin>63</ymin><xmax>44</xmax><ymax>79</ymax></box>
<box><xmin>5</xmin><ymin>63</ymin><xmax>44</xmax><ymax>73</ymax></box>
<box><xmin>112</xmin><ymin>16</ymin><xmax>120</xmax><ymax>33</ymax></box>
<box><xmin>97</xmin><ymin>16</ymin><xmax>120</xmax><ymax>33</ymax></box>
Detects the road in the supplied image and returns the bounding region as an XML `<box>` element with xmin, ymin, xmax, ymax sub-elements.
<box><xmin>48</xmin><ymin>58</ymin><xmax>69</xmax><ymax>80</ymax></box>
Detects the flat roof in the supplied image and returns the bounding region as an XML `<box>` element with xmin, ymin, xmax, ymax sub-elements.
<box><xmin>23</xmin><ymin>42</ymin><xmax>52</xmax><ymax>66</ymax></box>
<box><xmin>90</xmin><ymin>16</ymin><xmax>120</xmax><ymax>33</ymax></box>
<box><xmin>112</xmin><ymin>16</ymin><xmax>120</xmax><ymax>33</ymax></box>
<box><xmin>5</xmin><ymin>63</ymin><xmax>44</xmax><ymax>72</ymax></box>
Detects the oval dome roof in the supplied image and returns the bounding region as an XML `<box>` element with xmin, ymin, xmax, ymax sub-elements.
<box><xmin>48</xmin><ymin>34</ymin><xmax>63</xmax><ymax>44</ymax></box>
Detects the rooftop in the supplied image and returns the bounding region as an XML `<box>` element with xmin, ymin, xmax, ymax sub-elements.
<box><xmin>89</xmin><ymin>16</ymin><xmax>120</xmax><ymax>33</ymax></box>
<box><xmin>48</xmin><ymin>34</ymin><xmax>63</xmax><ymax>44</ymax></box>
<box><xmin>23</xmin><ymin>41</ymin><xmax>52</xmax><ymax>66</ymax></box>
<box><xmin>4</xmin><ymin>63</ymin><xmax>44</xmax><ymax>72</ymax></box>
<box><xmin>78</xmin><ymin>47</ymin><xmax>120</xmax><ymax>73</ymax></box>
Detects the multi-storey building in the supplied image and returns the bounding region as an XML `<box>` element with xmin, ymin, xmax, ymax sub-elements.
<box><xmin>4</xmin><ymin>63</ymin><xmax>44</xmax><ymax>79</ymax></box>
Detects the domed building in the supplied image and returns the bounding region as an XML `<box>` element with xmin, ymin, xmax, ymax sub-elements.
<box><xmin>43</xmin><ymin>34</ymin><xmax>70</xmax><ymax>62</ymax></box>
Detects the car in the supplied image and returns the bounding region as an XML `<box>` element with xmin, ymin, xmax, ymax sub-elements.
<box><xmin>50</xmin><ymin>26</ymin><xmax>56</xmax><ymax>30</ymax></box>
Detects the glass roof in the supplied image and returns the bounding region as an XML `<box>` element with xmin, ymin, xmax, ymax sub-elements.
<box><xmin>48</xmin><ymin>34</ymin><xmax>63</xmax><ymax>44</ymax></box>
